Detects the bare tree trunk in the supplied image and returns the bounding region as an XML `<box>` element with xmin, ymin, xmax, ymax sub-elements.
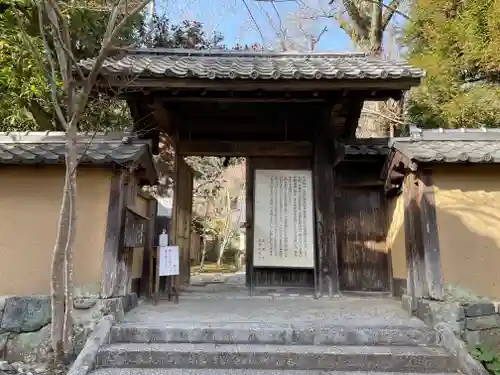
<box><xmin>31</xmin><ymin>0</ymin><xmax>153</xmax><ymax>366</ymax></box>
<box><xmin>216</xmin><ymin>189</ymin><xmax>232</xmax><ymax>267</ymax></box>
<box><xmin>199</xmin><ymin>201</ymin><xmax>210</xmax><ymax>271</ymax></box>
<box><xmin>63</xmin><ymin>126</ymin><xmax>77</xmax><ymax>356</ymax></box>
<box><xmin>200</xmin><ymin>235</ymin><xmax>207</xmax><ymax>271</ymax></box>
<box><xmin>216</xmin><ymin>234</ymin><xmax>231</xmax><ymax>267</ymax></box>
<box><xmin>217</xmin><ymin>235</ymin><xmax>232</xmax><ymax>267</ymax></box>
<box><xmin>50</xmin><ymin>173</ymin><xmax>70</xmax><ymax>364</ymax></box>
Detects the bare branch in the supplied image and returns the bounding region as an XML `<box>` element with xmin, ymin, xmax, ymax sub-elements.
<box><xmin>382</xmin><ymin>0</ymin><xmax>405</xmax><ymax>28</ymax></box>
<box><xmin>312</xmin><ymin>25</ymin><xmax>328</xmax><ymax>51</ymax></box>
<box><xmin>37</xmin><ymin>4</ymin><xmax>68</xmax><ymax>129</ymax></box>
<box><xmin>362</xmin><ymin>108</ymin><xmax>405</xmax><ymax>125</ymax></box>
<box><xmin>241</xmin><ymin>0</ymin><xmax>266</xmax><ymax>46</ymax></box>
<box><xmin>70</xmin><ymin>0</ymin><xmax>152</xmax><ymax>127</ymax></box>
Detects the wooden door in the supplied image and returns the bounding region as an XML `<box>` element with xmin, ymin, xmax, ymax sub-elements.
<box><xmin>335</xmin><ymin>188</ymin><xmax>389</xmax><ymax>292</ymax></box>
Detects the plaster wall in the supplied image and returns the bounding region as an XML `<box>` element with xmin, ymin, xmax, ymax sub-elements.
<box><xmin>0</xmin><ymin>166</ymin><xmax>111</xmax><ymax>295</ymax></box>
<box><xmin>433</xmin><ymin>165</ymin><xmax>500</xmax><ymax>300</ymax></box>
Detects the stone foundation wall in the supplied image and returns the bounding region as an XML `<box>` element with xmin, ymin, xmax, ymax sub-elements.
<box><xmin>403</xmin><ymin>291</ymin><xmax>500</xmax><ymax>349</ymax></box>
<box><xmin>0</xmin><ymin>294</ymin><xmax>138</xmax><ymax>363</ymax></box>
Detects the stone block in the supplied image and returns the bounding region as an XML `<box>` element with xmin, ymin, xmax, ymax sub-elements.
<box><xmin>110</xmin><ymin>324</ymin><xmax>439</xmax><ymax>347</ymax></box>
<box><xmin>99</xmin><ymin>298</ymin><xmax>124</xmax><ymax>321</ymax></box>
<box><xmin>72</xmin><ymin>321</ymin><xmax>97</xmax><ymax>355</ymax></box>
<box><xmin>119</xmin><ymin>293</ymin><xmax>138</xmax><ymax>313</ymax></box>
<box><xmin>435</xmin><ymin>324</ymin><xmax>490</xmax><ymax>375</ymax></box>
<box><xmin>0</xmin><ymin>296</ymin><xmax>51</xmax><ymax>333</ymax></box>
<box><xmin>0</xmin><ymin>296</ymin><xmax>7</xmax><ymax>313</ymax></box>
<box><xmin>74</xmin><ymin>298</ymin><xmax>97</xmax><ymax>310</ymax></box>
<box><xmin>465</xmin><ymin>302</ymin><xmax>495</xmax><ymax>317</ymax></box>
<box><xmin>129</xmin><ymin>293</ymin><xmax>138</xmax><ymax>311</ymax></box>
<box><xmin>401</xmin><ymin>294</ymin><xmax>414</xmax><ymax>314</ymax></box>
<box><xmin>0</xmin><ymin>333</ymin><xmax>9</xmax><ymax>358</ymax></box>
<box><xmin>416</xmin><ymin>299</ymin><xmax>464</xmax><ymax>334</ymax></box>
<box><xmin>95</xmin><ymin>342</ymin><xmax>457</xmax><ymax>372</ymax></box>
<box><xmin>465</xmin><ymin>328</ymin><xmax>500</xmax><ymax>349</ymax></box>
<box><xmin>5</xmin><ymin>324</ymin><xmax>51</xmax><ymax>363</ymax></box>
<box><xmin>464</xmin><ymin>330</ymin><xmax>481</xmax><ymax>345</ymax></box>
<box><xmin>467</xmin><ymin>315</ymin><xmax>500</xmax><ymax>331</ymax></box>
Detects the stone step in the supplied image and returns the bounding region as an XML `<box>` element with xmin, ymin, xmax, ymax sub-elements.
<box><xmin>91</xmin><ymin>368</ymin><xmax>462</xmax><ymax>375</ymax></box>
<box><xmin>111</xmin><ymin>323</ymin><xmax>438</xmax><ymax>346</ymax></box>
<box><xmin>95</xmin><ymin>343</ymin><xmax>457</xmax><ymax>372</ymax></box>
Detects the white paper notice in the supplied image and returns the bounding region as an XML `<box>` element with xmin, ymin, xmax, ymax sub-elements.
<box><xmin>159</xmin><ymin>233</ymin><xmax>169</xmax><ymax>247</ymax></box>
<box><xmin>158</xmin><ymin>246</ymin><xmax>179</xmax><ymax>276</ymax></box>
<box><xmin>253</xmin><ymin>169</ymin><xmax>315</xmax><ymax>269</ymax></box>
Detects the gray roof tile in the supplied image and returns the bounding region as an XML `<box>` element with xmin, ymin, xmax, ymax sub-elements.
<box><xmin>0</xmin><ymin>132</ymin><xmax>155</xmax><ymax>171</ymax></box>
<box><xmin>344</xmin><ymin>140</ymin><xmax>390</xmax><ymax>156</ymax></box>
<box><xmin>78</xmin><ymin>49</ymin><xmax>424</xmax><ymax>81</ymax></box>
<box><xmin>390</xmin><ymin>126</ymin><xmax>500</xmax><ymax>164</ymax></box>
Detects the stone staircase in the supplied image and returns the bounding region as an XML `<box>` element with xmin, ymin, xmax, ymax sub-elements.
<box><xmin>89</xmin><ymin>321</ymin><xmax>464</xmax><ymax>375</ymax></box>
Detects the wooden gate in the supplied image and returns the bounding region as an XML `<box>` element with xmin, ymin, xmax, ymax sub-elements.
<box><xmin>335</xmin><ymin>188</ymin><xmax>389</xmax><ymax>292</ymax></box>
<box><xmin>171</xmin><ymin>154</ymin><xmax>194</xmax><ymax>287</ymax></box>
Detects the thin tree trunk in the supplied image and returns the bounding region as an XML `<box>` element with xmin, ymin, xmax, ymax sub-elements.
<box><xmin>63</xmin><ymin>126</ymin><xmax>77</xmax><ymax>356</ymax></box>
<box><xmin>200</xmin><ymin>235</ymin><xmax>207</xmax><ymax>271</ymax></box>
<box><xmin>50</xmin><ymin>174</ymin><xmax>70</xmax><ymax>364</ymax></box>
<box><xmin>199</xmin><ymin>202</ymin><xmax>210</xmax><ymax>271</ymax></box>
<box><xmin>216</xmin><ymin>233</ymin><xmax>231</xmax><ymax>266</ymax></box>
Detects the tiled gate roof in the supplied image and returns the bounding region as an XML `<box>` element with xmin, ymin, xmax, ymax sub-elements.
<box><xmin>78</xmin><ymin>49</ymin><xmax>425</xmax><ymax>81</ymax></box>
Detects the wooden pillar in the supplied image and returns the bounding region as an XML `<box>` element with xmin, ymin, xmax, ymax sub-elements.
<box><xmin>100</xmin><ymin>171</ymin><xmax>126</xmax><ymax>298</ymax></box>
<box><xmin>115</xmin><ymin>173</ymin><xmax>139</xmax><ymax>297</ymax></box>
<box><xmin>403</xmin><ymin>173</ymin><xmax>426</xmax><ymax>310</ymax></box>
<box><xmin>141</xmin><ymin>197</ymin><xmax>158</xmax><ymax>298</ymax></box>
<box><xmin>116</xmin><ymin>247</ymin><xmax>133</xmax><ymax>296</ymax></box>
<box><xmin>313</xmin><ymin>133</ymin><xmax>339</xmax><ymax>297</ymax></box>
<box><xmin>245</xmin><ymin>158</ymin><xmax>254</xmax><ymax>289</ymax></box>
<box><xmin>417</xmin><ymin>169</ymin><xmax>444</xmax><ymax>300</ymax></box>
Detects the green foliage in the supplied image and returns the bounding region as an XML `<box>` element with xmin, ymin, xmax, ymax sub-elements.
<box><xmin>0</xmin><ymin>1</ymin><xmax>224</xmax><ymax>132</ymax></box>
<box><xmin>0</xmin><ymin>0</ymin><xmax>53</xmax><ymax>130</ymax></box>
<box><xmin>405</xmin><ymin>0</ymin><xmax>500</xmax><ymax>128</ymax></box>
<box><xmin>469</xmin><ymin>344</ymin><xmax>500</xmax><ymax>374</ymax></box>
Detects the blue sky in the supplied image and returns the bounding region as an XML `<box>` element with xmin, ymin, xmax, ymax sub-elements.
<box><xmin>155</xmin><ymin>0</ymin><xmax>358</xmax><ymax>52</ymax></box>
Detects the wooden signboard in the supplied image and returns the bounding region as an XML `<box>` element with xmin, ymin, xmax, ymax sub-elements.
<box><xmin>253</xmin><ymin>169</ymin><xmax>315</xmax><ymax>269</ymax></box>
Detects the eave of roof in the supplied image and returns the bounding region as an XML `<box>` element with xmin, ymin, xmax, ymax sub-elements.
<box><xmin>0</xmin><ymin>131</ymin><xmax>157</xmax><ymax>184</ymax></box>
<box><xmin>387</xmin><ymin>126</ymin><xmax>500</xmax><ymax>165</ymax></box>
<box><xmin>77</xmin><ymin>48</ymin><xmax>425</xmax><ymax>85</ymax></box>
<box><xmin>381</xmin><ymin>125</ymin><xmax>500</xmax><ymax>193</ymax></box>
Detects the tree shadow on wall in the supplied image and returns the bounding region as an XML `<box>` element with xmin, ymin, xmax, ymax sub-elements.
<box><xmin>433</xmin><ymin>207</ymin><xmax>500</xmax><ymax>301</ymax></box>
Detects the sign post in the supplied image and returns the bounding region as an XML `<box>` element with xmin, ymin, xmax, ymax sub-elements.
<box><xmin>153</xmin><ymin>231</ymin><xmax>180</xmax><ymax>304</ymax></box>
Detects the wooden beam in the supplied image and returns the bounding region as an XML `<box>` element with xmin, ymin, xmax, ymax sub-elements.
<box><xmin>403</xmin><ymin>173</ymin><xmax>427</xmax><ymax>311</ymax></box>
<box><xmin>100</xmin><ymin>171</ymin><xmax>126</xmax><ymax>298</ymax></box>
<box><xmin>141</xmin><ymin>196</ymin><xmax>158</xmax><ymax>298</ymax></box>
<box><xmin>313</xmin><ymin>131</ymin><xmax>340</xmax><ymax>297</ymax></box>
<box><xmin>178</xmin><ymin>140</ymin><xmax>313</xmax><ymax>157</ymax></box>
<box><xmin>100</xmin><ymin>77</ymin><xmax>420</xmax><ymax>92</ymax></box>
<box><xmin>417</xmin><ymin>169</ymin><xmax>444</xmax><ymax>300</ymax></box>
<box><xmin>161</xmin><ymin>97</ymin><xmax>327</xmax><ymax>103</ymax></box>
<box><xmin>115</xmin><ymin>174</ymin><xmax>138</xmax><ymax>297</ymax></box>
